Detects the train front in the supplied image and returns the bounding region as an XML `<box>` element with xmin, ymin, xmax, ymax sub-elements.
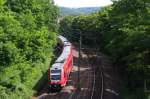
<box><xmin>48</xmin><ymin>63</ymin><xmax>63</xmax><ymax>91</ymax></box>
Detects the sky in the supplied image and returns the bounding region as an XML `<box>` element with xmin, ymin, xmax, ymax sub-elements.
<box><xmin>54</xmin><ymin>0</ymin><xmax>113</xmax><ymax>8</ymax></box>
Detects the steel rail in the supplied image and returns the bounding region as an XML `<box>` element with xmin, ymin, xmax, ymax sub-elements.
<box><xmin>86</xmin><ymin>52</ymin><xmax>96</xmax><ymax>99</ymax></box>
<box><xmin>90</xmin><ymin>62</ymin><xmax>96</xmax><ymax>99</ymax></box>
<box><xmin>91</xmin><ymin>50</ymin><xmax>104</xmax><ymax>99</ymax></box>
<box><xmin>100</xmin><ymin>65</ymin><xmax>104</xmax><ymax>99</ymax></box>
<box><xmin>85</xmin><ymin>53</ymin><xmax>96</xmax><ymax>99</ymax></box>
<box><xmin>95</xmin><ymin>51</ymin><xmax>104</xmax><ymax>99</ymax></box>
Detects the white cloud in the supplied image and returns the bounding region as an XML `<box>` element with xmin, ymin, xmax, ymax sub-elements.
<box><xmin>54</xmin><ymin>0</ymin><xmax>112</xmax><ymax>8</ymax></box>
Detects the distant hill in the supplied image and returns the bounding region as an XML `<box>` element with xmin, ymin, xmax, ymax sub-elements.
<box><xmin>60</xmin><ymin>7</ymin><xmax>101</xmax><ymax>16</ymax></box>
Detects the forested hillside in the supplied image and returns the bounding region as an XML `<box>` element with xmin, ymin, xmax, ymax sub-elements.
<box><xmin>0</xmin><ymin>0</ymin><xmax>150</xmax><ymax>98</ymax></box>
<box><xmin>60</xmin><ymin>7</ymin><xmax>100</xmax><ymax>16</ymax></box>
<box><xmin>0</xmin><ymin>0</ymin><xmax>59</xmax><ymax>98</ymax></box>
<box><xmin>59</xmin><ymin>0</ymin><xmax>150</xmax><ymax>98</ymax></box>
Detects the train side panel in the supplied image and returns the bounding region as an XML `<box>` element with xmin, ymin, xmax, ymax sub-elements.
<box><xmin>61</xmin><ymin>46</ymin><xmax>73</xmax><ymax>86</ymax></box>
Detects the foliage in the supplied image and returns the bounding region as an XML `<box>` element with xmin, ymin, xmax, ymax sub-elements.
<box><xmin>59</xmin><ymin>0</ymin><xmax>150</xmax><ymax>98</ymax></box>
<box><xmin>59</xmin><ymin>16</ymin><xmax>74</xmax><ymax>40</ymax></box>
<box><xmin>0</xmin><ymin>0</ymin><xmax>58</xmax><ymax>98</ymax></box>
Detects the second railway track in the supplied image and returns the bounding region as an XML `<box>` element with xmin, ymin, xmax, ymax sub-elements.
<box><xmin>84</xmin><ymin>49</ymin><xmax>104</xmax><ymax>99</ymax></box>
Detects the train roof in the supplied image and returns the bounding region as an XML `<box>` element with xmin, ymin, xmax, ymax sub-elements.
<box><xmin>58</xmin><ymin>35</ymin><xmax>71</xmax><ymax>46</ymax></box>
<box><xmin>51</xmin><ymin>63</ymin><xmax>63</xmax><ymax>70</ymax></box>
<box><xmin>50</xmin><ymin>35</ymin><xmax>72</xmax><ymax>71</ymax></box>
<box><xmin>58</xmin><ymin>35</ymin><xmax>68</xmax><ymax>42</ymax></box>
<box><xmin>55</xmin><ymin>45</ymin><xmax>71</xmax><ymax>63</ymax></box>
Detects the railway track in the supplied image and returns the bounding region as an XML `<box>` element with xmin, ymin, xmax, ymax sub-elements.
<box><xmin>84</xmin><ymin>49</ymin><xmax>104</xmax><ymax>99</ymax></box>
<box><xmin>67</xmin><ymin>49</ymin><xmax>94</xmax><ymax>99</ymax></box>
<box><xmin>89</xmin><ymin>55</ymin><xmax>96</xmax><ymax>99</ymax></box>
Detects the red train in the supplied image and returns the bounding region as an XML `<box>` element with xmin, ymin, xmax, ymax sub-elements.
<box><xmin>48</xmin><ymin>35</ymin><xmax>73</xmax><ymax>90</ymax></box>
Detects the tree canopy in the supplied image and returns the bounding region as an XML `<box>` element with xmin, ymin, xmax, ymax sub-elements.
<box><xmin>0</xmin><ymin>0</ymin><xmax>59</xmax><ymax>98</ymax></box>
<box><xmin>59</xmin><ymin>0</ymin><xmax>150</xmax><ymax>98</ymax></box>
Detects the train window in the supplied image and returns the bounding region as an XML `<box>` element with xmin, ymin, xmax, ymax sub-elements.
<box><xmin>51</xmin><ymin>70</ymin><xmax>61</xmax><ymax>73</ymax></box>
<box><xmin>51</xmin><ymin>75</ymin><xmax>61</xmax><ymax>80</ymax></box>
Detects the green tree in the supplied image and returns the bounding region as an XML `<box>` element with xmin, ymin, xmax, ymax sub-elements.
<box><xmin>0</xmin><ymin>0</ymin><xmax>59</xmax><ymax>98</ymax></box>
<box><xmin>59</xmin><ymin>0</ymin><xmax>150</xmax><ymax>98</ymax></box>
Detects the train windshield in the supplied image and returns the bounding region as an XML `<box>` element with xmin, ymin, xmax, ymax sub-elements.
<box><xmin>51</xmin><ymin>75</ymin><xmax>61</xmax><ymax>80</ymax></box>
<box><xmin>51</xmin><ymin>70</ymin><xmax>61</xmax><ymax>73</ymax></box>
